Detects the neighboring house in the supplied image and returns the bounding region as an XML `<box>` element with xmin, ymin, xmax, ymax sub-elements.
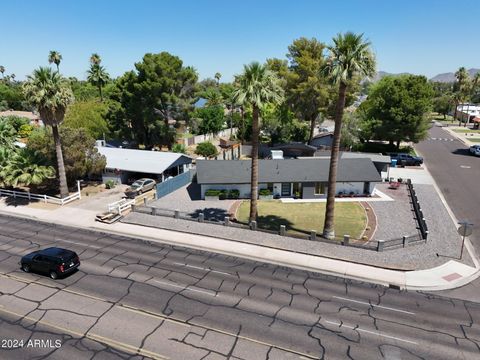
<box><xmin>196</xmin><ymin>157</ymin><xmax>381</xmax><ymax>199</ymax></box>
<box><xmin>455</xmin><ymin>104</ymin><xmax>480</xmax><ymax>123</ymax></box>
<box><xmin>260</xmin><ymin>143</ymin><xmax>318</xmax><ymax>159</ymax></box>
<box><xmin>313</xmin><ymin>151</ymin><xmax>391</xmax><ymax>174</ymax></box>
<box><xmin>0</xmin><ymin>110</ymin><xmax>44</xmax><ymax>127</ymax></box>
<box><xmin>309</xmin><ymin>132</ymin><xmax>334</xmax><ymax>149</ymax></box>
<box><xmin>96</xmin><ymin>146</ymin><xmax>192</xmax><ymax>184</ymax></box>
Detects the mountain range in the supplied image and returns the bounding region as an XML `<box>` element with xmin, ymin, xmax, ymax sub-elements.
<box><xmin>370</xmin><ymin>69</ymin><xmax>480</xmax><ymax>83</ymax></box>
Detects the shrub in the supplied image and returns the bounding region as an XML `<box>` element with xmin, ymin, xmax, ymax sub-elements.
<box><xmin>219</xmin><ymin>189</ymin><xmax>228</xmax><ymax>200</ymax></box>
<box><xmin>195</xmin><ymin>141</ymin><xmax>218</xmax><ymax>158</ymax></box>
<box><xmin>205</xmin><ymin>189</ymin><xmax>221</xmax><ymax>196</ymax></box>
<box><xmin>259</xmin><ymin>189</ymin><xmax>271</xmax><ymax>196</ymax></box>
<box><xmin>172</xmin><ymin>143</ymin><xmax>187</xmax><ymax>154</ymax></box>
<box><xmin>105</xmin><ymin>180</ymin><xmax>116</xmax><ymax>189</ymax></box>
<box><xmin>228</xmin><ymin>189</ymin><xmax>240</xmax><ymax>199</ymax></box>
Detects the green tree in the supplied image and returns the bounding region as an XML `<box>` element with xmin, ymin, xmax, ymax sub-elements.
<box><xmin>453</xmin><ymin>67</ymin><xmax>470</xmax><ymax>125</ymax></box>
<box><xmin>87</xmin><ymin>53</ymin><xmax>110</xmax><ymax>101</ymax></box>
<box><xmin>322</xmin><ymin>32</ymin><xmax>376</xmax><ymax>239</ymax></box>
<box><xmin>63</xmin><ymin>100</ymin><xmax>109</xmax><ymax>139</ymax></box>
<box><xmin>286</xmin><ymin>37</ymin><xmax>329</xmax><ymax>141</ymax></box>
<box><xmin>203</xmin><ymin>88</ymin><xmax>224</xmax><ymax>106</ymax></box>
<box><xmin>28</xmin><ymin>127</ymin><xmax>106</xmax><ymax>184</ymax></box>
<box><xmin>0</xmin><ymin>119</ymin><xmax>17</xmax><ymax>148</ymax></box>
<box><xmin>108</xmin><ymin>52</ymin><xmax>198</xmax><ymax>147</ymax></box>
<box><xmin>0</xmin><ymin>82</ymin><xmax>27</xmax><ymax>110</ymax></box>
<box><xmin>433</xmin><ymin>94</ymin><xmax>453</xmax><ymax>119</ymax></box>
<box><xmin>48</xmin><ymin>51</ymin><xmax>62</xmax><ymax>72</ymax></box>
<box><xmin>361</xmin><ymin>75</ymin><xmax>434</xmax><ymax>147</ymax></box>
<box><xmin>234</xmin><ymin>62</ymin><xmax>284</xmax><ymax>222</ymax></box>
<box><xmin>214</xmin><ymin>72</ymin><xmax>222</xmax><ymax>85</ymax></box>
<box><xmin>0</xmin><ymin>66</ymin><xmax>4</xmax><ymax>79</ymax></box>
<box><xmin>22</xmin><ymin>67</ymin><xmax>74</xmax><ymax>197</ymax></box>
<box><xmin>1</xmin><ymin>148</ymin><xmax>55</xmax><ymax>188</ymax></box>
<box><xmin>195</xmin><ymin>105</ymin><xmax>224</xmax><ymax>137</ymax></box>
<box><xmin>195</xmin><ymin>141</ymin><xmax>218</xmax><ymax>158</ymax></box>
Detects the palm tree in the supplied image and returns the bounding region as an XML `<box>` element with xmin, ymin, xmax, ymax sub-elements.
<box><xmin>0</xmin><ymin>120</ymin><xmax>17</xmax><ymax>148</ymax></box>
<box><xmin>22</xmin><ymin>67</ymin><xmax>74</xmax><ymax>198</ymax></box>
<box><xmin>322</xmin><ymin>32</ymin><xmax>376</xmax><ymax>239</ymax></box>
<box><xmin>90</xmin><ymin>53</ymin><xmax>101</xmax><ymax>66</ymax></box>
<box><xmin>234</xmin><ymin>62</ymin><xmax>284</xmax><ymax>222</ymax></box>
<box><xmin>214</xmin><ymin>72</ymin><xmax>222</xmax><ymax>86</ymax></box>
<box><xmin>87</xmin><ymin>64</ymin><xmax>110</xmax><ymax>101</ymax></box>
<box><xmin>1</xmin><ymin>148</ymin><xmax>55</xmax><ymax>188</ymax></box>
<box><xmin>0</xmin><ymin>66</ymin><xmax>5</xmax><ymax>79</ymax></box>
<box><xmin>454</xmin><ymin>67</ymin><xmax>470</xmax><ymax>125</ymax></box>
<box><xmin>48</xmin><ymin>51</ymin><xmax>63</xmax><ymax>72</ymax></box>
<box><xmin>204</xmin><ymin>88</ymin><xmax>223</xmax><ymax>106</ymax></box>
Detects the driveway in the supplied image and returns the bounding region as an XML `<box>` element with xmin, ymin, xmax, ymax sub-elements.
<box><xmin>150</xmin><ymin>183</ymin><xmax>237</xmax><ymax>222</ymax></box>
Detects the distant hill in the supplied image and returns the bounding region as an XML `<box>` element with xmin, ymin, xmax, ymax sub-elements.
<box><xmin>430</xmin><ymin>68</ymin><xmax>480</xmax><ymax>83</ymax></box>
<box><xmin>363</xmin><ymin>71</ymin><xmax>412</xmax><ymax>83</ymax></box>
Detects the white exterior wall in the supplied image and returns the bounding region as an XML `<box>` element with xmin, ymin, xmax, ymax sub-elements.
<box><xmin>336</xmin><ymin>182</ymin><xmax>364</xmax><ymax>195</ymax></box>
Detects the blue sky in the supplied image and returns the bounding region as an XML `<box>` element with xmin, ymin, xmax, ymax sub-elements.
<box><xmin>2</xmin><ymin>0</ymin><xmax>479</xmax><ymax>81</ymax></box>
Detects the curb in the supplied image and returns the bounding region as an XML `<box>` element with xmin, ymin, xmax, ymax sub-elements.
<box><xmin>1</xmin><ymin>210</ymin><xmax>479</xmax><ymax>291</ymax></box>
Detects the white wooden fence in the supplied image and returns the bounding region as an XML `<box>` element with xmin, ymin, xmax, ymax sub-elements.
<box><xmin>0</xmin><ymin>181</ymin><xmax>82</xmax><ymax>206</ymax></box>
<box><xmin>179</xmin><ymin>128</ymin><xmax>238</xmax><ymax>147</ymax></box>
<box><xmin>107</xmin><ymin>198</ymin><xmax>135</xmax><ymax>215</ymax></box>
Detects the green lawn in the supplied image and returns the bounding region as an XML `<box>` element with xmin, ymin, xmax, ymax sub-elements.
<box><xmin>468</xmin><ymin>138</ymin><xmax>480</xmax><ymax>143</ymax></box>
<box><xmin>236</xmin><ymin>201</ymin><xmax>366</xmax><ymax>240</ymax></box>
<box><xmin>451</xmin><ymin>128</ymin><xmax>480</xmax><ymax>134</ymax></box>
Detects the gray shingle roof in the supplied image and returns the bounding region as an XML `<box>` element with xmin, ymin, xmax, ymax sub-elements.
<box><xmin>196</xmin><ymin>158</ymin><xmax>381</xmax><ymax>184</ymax></box>
<box><xmin>313</xmin><ymin>151</ymin><xmax>391</xmax><ymax>164</ymax></box>
<box><xmin>96</xmin><ymin>147</ymin><xmax>192</xmax><ymax>174</ymax></box>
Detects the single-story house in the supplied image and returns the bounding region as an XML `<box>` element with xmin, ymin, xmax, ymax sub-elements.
<box><xmin>309</xmin><ymin>132</ymin><xmax>334</xmax><ymax>149</ymax></box>
<box><xmin>313</xmin><ymin>151</ymin><xmax>391</xmax><ymax>174</ymax></box>
<box><xmin>0</xmin><ymin>110</ymin><xmax>44</xmax><ymax>127</ymax></box>
<box><xmin>196</xmin><ymin>158</ymin><xmax>381</xmax><ymax>199</ymax></box>
<box><xmin>96</xmin><ymin>146</ymin><xmax>192</xmax><ymax>184</ymax></box>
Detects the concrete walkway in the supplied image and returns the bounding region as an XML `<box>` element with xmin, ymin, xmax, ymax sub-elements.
<box><xmin>0</xmin><ymin>196</ymin><xmax>478</xmax><ymax>291</ymax></box>
<box><xmin>280</xmin><ymin>189</ymin><xmax>393</xmax><ymax>203</ymax></box>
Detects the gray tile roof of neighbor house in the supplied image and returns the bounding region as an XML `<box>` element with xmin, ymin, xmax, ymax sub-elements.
<box><xmin>196</xmin><ymin>158</ymin><xmax>382</xmax><ymax>184</ymax></box>
<box><xmin>313</xmin><ymin>151</ymin><xmax>391</xmax><ymax>164</ymax></box>
<box><xmin>96</xmin><ymin>146</ymin><xmax>192</xmax><ymax>174</ymax></box>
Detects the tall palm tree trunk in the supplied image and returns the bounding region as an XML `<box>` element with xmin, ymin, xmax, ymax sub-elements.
<box><xmin>249</xmin><ymin>105</ymin><xmax>260</xmax><ymax>222</ymax></box>
<box><xmin>52</xmin><ymin>125</ymin><xmax>69</xmax><ymax>198</ymax></box>
<box><xmin>323</xmin><ymin>82</ymin><xmax>347</xmax><ymax>239</ymax></box>
<box><xmin>309</xmin><ymin>117</ymin><xmax>316</xmax><ymax>142</ymax></box>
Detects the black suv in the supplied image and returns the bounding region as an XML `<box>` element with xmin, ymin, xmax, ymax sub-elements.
<box><xmin>389</xmin><ymin>153</ymin><xmax>423</xmax><ymax>166</ymax></box>
<box><xmin>20</xmin><ymin>247</ymin><xmax>80</xmax><ymax>279</ymax></box>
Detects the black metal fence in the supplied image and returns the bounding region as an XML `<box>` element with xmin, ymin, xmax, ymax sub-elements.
<box><xmin>406</xmin><ymin>179</ymin><xmax>429</xmax><ymax>240</ymax></box>
<box><xmin>131</xmin><ymin>202</ymin><xmax>425</xmax><ymax>252</ymax></box>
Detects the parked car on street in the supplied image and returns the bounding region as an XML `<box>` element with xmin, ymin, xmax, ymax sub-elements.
<box><xmin>388</xmin><ymin>153</ymin><xmax>423</xmax><ymax>166</ymax></box>
<box><xmin>20</xmin><ymin>247</ymin><xmax>80</xmax><ymax>279</ymax></box>
<box><xmin>469</xmin><ymin>145</ymin><xmax>480</xmax><ymax>156</ymax></box>
<box><xmin>124</xmin><ymin>178</ymin><xmax>156</xmax><ymax>198</ymax></box>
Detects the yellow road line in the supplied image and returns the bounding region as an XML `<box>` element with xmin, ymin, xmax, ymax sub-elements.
<box><xmin>118</xmin><ymin>305</ymin><xmax>319</xmax><ymax>359</ymax></box>
<box><xmin>1</xmin><ymin>272</ymin><xmax>319</xmax><ymax>359</ymax></box>
<box><xmin>0</xmin><ymin>307</ymin><xmax>168</xmax><ymax>359</ymax></box>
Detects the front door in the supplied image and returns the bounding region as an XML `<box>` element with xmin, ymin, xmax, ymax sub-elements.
<box><xmin>281</xmin><ymin>183</ymin><xmax>291</xmax><ymax>196</ymax></box>
<box><xmin>363</xmin><ymin>182</ymin><xmax>370</xmax><ymax>194</ymax></box>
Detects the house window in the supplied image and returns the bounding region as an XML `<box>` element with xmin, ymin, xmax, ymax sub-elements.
<box><xmin>315</xmin><ymin>182</ymin><xmax>325</xmax><ymax>195</ymax></box>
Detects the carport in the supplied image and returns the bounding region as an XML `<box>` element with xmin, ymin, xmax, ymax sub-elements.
<box><xmin>96</xmin><ymin>146</ymin><xmax>192</xmax><ymax>184</ymax></box>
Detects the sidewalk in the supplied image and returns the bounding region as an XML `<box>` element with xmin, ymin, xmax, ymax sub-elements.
<box><xmin>0</xmin><ymin>197</ymin><xmax>478</xmax><ymax>291</ymax></box>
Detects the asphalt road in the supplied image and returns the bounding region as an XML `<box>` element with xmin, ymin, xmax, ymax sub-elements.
<box><xmin>0</xmin><ymin>214</ymin><xmax>479</xmax><ymax>359</ymax></box>
<box><xmin>415</xmin><ymin>125</ymin><xmax>480</xmax><ymax>301</ymax></box>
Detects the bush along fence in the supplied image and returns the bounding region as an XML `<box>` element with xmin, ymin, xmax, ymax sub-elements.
<box><xmin>0</xmin><ymin>181</ymin><xmax>82</xmax><ymax>206</ymax></box>
<box><xmin>131</xmin><ymin>201</ymin><xmax>427</xmax><ymax>252</ymax></box>
<box><xmin>406</xmin><ymin>179</ymin><xmax>429</xmax><ymax>240</ymax></box>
